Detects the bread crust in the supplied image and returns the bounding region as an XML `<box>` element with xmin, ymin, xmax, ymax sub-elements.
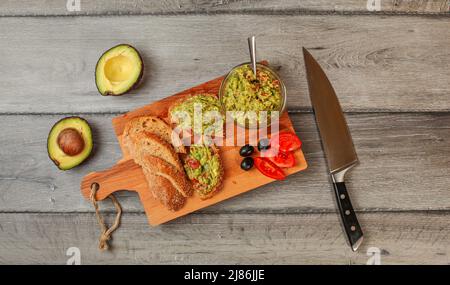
<box><xmin>122</xmin><ymin>98</ymin><xmax>225</xmax><ymax>209</ymax></box>
<box><xmin>141</xmin><ymin>155</ymin><xmax>193</xmax><ymax>198</ymax></box>
<box><xmin>122</xmin><ymin>117</ymin><xmax>193</xmax><ymax>210</ymax></box>
<box><xmin>141</xmin><ymin>169</ymin><xmax>185</xmax><ymax>211</ymax></box>
<box><xmin>123</xmin><ymin>115</ymin><xmax>186</xmax><ymax>154</ymax></box>
<box><xmin>126</xmin><ymin>131</ymin><xmax>184</xmax><ymax>173</ymax></box>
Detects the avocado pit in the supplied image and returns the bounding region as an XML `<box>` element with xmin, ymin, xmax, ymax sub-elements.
<box><xmin>57</xmin><ymin>128</ymin><xmax>85</xmax><ymax>156</ymax></box>
<box><xmin>47</xmin><ymin>116</ymin><xmax>93</xmax><ymax>170</ymax></box>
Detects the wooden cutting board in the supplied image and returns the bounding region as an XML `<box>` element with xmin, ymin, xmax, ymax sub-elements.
<box><xmin>80</xmin><ymin>67</ymin><xmax>308</xmax><ymax>226</ymax></box>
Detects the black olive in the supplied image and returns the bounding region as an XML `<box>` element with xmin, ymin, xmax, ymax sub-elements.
<box><xmin>240</xmin><ymin>157</ymin><xmax>254</xmax><ymax>171</ymax></box>
<box><xmin>257</xmin><ymin>138</ymin><xmax>271</xmax><ymax>151</ymax></box>
<box><xmin>239</xmin><ymin>144</ymin><xmax>254</xmax><ymax>157</ymax></box>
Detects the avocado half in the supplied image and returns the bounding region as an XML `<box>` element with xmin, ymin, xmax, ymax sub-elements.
<box><xmin>95</xmin><ymin>44</ymin><xmax>144</xmax><ymax>96</ymax></box>
<box><xmin>47</xmin><ymin>117</ymin><xmax>93</xmax><ymax>170</ymax></box>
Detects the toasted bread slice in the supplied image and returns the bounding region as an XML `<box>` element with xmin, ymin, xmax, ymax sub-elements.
<box><xmin>141</xmin><ymin>168</ymin><xmax>185</xmax><ymax>211</ymax></box>
<box><xmin>122</xmin><ymin>118</ymin><xmax>191</xmax><ymax>210</ymax></box>
<box><xmin>168</xmin><ymin>93</ymin><xmax>224</xmax><ymax>138</ymax></box>
<box><xmin>198</xmin><ymin>146</ymin><xmax>224</xmax><ymax>200</ymax></box>
<box><xmin>124</xmin><ymin>130</ymin><xmax>192</xmax><ymax>197</ymax></box>
<box><xmin>123</xmin><ymin>116</ymin><xmax>186</xmax><ymax>154</ymax></box>
<box><xmin>141</xmin><ymin>155</ymin><xmax>193</xmax><ymax>198</ymax></box>
<box><xmin>124</xmin><ymin>131</ymin><xmax>184</xmax><ymax>173</ymax></box>
<box><xmin>184</xmin><ymin>145</ymin><xmax>224</xmax><ymax>200</ymax></box>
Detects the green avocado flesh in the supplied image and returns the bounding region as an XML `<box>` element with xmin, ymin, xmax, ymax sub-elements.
<box><xmin>222</xmin><ymin>65</ymin><xmax>282</xmax><ymax>125</ymax></box>
<box><xmin>184</xmin><ymin>146</ymin><xmax>220</xmax><ymax>195</ymax></box>
<box><xmin>47</xmin><ymin>117</ymin><xmax>93</xmax><ymax>170</ymax></box>
<box><xmin>170</xmin><ymin>94</ymin><xmax>223</xmax><ymax>136</ymax></box>
<box><xmin>95</xmin><ymin>44</ymin><xmax>143</xmax><ymax>96</ymax></box>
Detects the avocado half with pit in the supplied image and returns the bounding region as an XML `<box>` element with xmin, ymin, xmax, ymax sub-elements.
<box><xmin>47</xmin><ymin>117</ymin><xmax>93</xmax><ymax>170</ymax></box>
<box><xmin>95</xmin><ymin>44</ymin><xmax>144</xmax><ymax>96</ymax></box>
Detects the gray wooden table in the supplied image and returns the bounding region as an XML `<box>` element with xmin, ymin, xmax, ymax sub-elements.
<box><xmin>0</xmin><ymin>0</ymin><xmax>449</xmax><ymax>265</ymax></box>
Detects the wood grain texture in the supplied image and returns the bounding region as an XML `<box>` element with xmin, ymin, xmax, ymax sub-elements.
<box><xmin>80</xmin><ymin>86</ymin><xmax>306</xmax><ymax>225</ymax></box>
<box><xmin>81</xmin><ymin>94</ymin><xmax>307</xmax><ymax>225</ymax></box>
<box><xmin>0</xmin><ymin>212</ymin><xmax>448</xmax><ymax>264</ymax></box>
<box><xmin>0</xmin><ymin>0</ymin><xmax>448</xmax><ymax>16</ymax></box>
<box><xmin>0</xmin><ymin>15</ymin><xmax>449</xmax><ymax>113</ymax></box>
<box><xmin>1</xmin><ymin>112</ymin><xmax>449</xmax><ymax>213</ymax></box>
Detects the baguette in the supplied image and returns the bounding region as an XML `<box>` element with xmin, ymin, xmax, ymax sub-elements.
<box><xmin>141</xmin><ymin>155</ymin><xmax>192</xmax><ymax>198</ymax></box>
<box><xmin>122</xmin><ymin>116</ymin><xmax>186</xmax><ymax>154</ymax></box>
<box><xmin>124</xmin><ymin>131</ymin><xmax>184</xmax><ymax>173</ymax></box>
<box><xmin>141</xmin><ymin>167</ymin><xmax>185</xmax><ymax>211</ymax></box>
<box><xmin>126</xmin><ymin>132</ymin><xmax>192</xmax><ymax>197</ymax></box>
<box><xmin>122</xmin><ymin>118</ymin><xmax>193</xmax><ymax>211</ymax></box>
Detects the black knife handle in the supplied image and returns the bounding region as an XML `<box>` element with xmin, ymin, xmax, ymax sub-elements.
<box><xmin>332</xmin><ymin>181</ymin><xmax>364</xmax><ymax>251</ymax></box>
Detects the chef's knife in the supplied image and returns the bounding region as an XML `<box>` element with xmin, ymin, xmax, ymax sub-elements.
<box><xmin>303</xmin><ymin>47</ymin><xmax>363</xmax><ymax>251</ymax></box>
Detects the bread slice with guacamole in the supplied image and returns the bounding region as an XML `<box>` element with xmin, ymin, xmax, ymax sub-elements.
<box><xmin>168</xmin><ymin>93</ymin><xmax>224</xmax><ymax>138</ymax></box>
<box><xmin>183</xmin><ymin>145</ymin><xmax>224</xmax><ymax>200</ymax></box>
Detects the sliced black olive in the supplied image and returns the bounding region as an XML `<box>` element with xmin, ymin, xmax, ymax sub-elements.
<box><xmin>239</xmin><ymin>144</ymin><xmax>254</xmax><ymax>157</ymax></box>
<box><xmin>240</xmin><ymin>157</ymin><xmax>254</xmax><ymax>171</ymax></box>
<box><xmin>257</xmin><ymin>138</ymin><xmax>271</xmax><ymax>151</ymax></box>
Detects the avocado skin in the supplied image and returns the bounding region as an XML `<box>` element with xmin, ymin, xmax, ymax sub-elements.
<box><xmin>47</xmin><ymin>116</ymin><xmax>93</xmax><ymax>170</ymax></box>
<box><xmin>95</xmin><ymin>44</ymin><xmax>144</xmax><ymax>96</ymax></box>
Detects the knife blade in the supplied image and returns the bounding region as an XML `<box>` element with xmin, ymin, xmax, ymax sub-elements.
<box><xmin>303</xmin><ymin>47</ymin><xmax>363</xmax><ymax>251</ymax></box>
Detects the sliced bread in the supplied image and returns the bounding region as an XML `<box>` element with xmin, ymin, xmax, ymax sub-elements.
<box><xmin>141</xmin><ymin>155</ymin><xmax>193</xmax><ymax>198</ymax></box>
<box><xmin>141</xmin><ymin>168</ymin><xmax>185</xmax><ymax>211</ymax></box>
<box><xmin>123</xmin><ymin>116</ymin><xmax>186</xmax><ymax>154</ymax></box>
<box><xmin>123</xmin><ymin>129</ymin><xmax>192</xmax><ymax>198</ymax></box>
<box><xmin>126</xmin><ymin>132</ymin><xmax>184</xmax><ymax>172</ymax></box>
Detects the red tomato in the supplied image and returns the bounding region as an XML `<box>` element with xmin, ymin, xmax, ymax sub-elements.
<box><xmin>271</xmin><ymin>131</ymin><xmax>302</xmax><ymax>153</ymax></box>
<box><xmin>267</xmin><ymin>150</ymin><xmax>296</xmax><ymax>168</ymax></box>
<box><xmin>254</xmin><ymin>157</ymin><xmax>286</xmax><ymax>180</ymax></box>
<box><xmin>187</xmin><ymin>158</ymin><xmax>200</xmax><ymax>169</ymax></box>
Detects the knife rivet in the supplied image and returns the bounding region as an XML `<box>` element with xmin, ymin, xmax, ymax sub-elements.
<box><xmin>350</xmin><ymin>226</ymin><xmax>356</xmax><ymax>231</ymax></box>
<box><xmin>340</xmin><ymin>194</ymin><xmax>346</xmax><ymax>200</ymax></box>
<box><xmin>345</xmin><ymin>210</ymin><xmax>351</xmax><ymax>215</ymax></box>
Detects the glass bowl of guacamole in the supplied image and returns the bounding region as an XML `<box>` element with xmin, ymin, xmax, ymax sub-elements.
<box><xmin>219</xmin><ymin>63</ymin><xmax>286</xmax><ymax>129</ymax></box>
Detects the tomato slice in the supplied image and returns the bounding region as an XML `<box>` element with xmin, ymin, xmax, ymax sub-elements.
<box><xmin>254</xmin><ymin>157</ymin><xmax>286</xmax><ymax>180</ymax></box>
<box><xmin>271</xmin><ymin>131</ymin><xmax>302</xmax><ymax>153</ymax></box>
<box><xmin>267</xmin><ymin>150</ymin><xmax>296</xmax><ymax>168</ymax></box>
<box><xmin>187</xmin><ymin>158</ymin><xmax>200</xmax><ymax>169</ymax></box>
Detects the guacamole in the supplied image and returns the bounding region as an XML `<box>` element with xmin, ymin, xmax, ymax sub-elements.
<box><xmin>222</xmin><ymin>65</ymin><xmax>282</xmax><ymax>126</ymax></box>
<box><xmin>170</xmin><ymin>94</ymin><xmax>223</xmax><ymax>136</ymax></box>
<box><xmin>184</xmin><ymin>146</ymin><xmax>221</xmax><ymax>195</ymax></box>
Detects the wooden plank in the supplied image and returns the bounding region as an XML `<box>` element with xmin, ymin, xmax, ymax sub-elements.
<box><xmin>1</xmin><ymin>113</ymin><xmax>449</xmax><ymax>213</ymax></box>
<box><xmin>78</xmin><ymin>72</ymin><xmax>306</xmax><ymax>226</ymax></box>
<box><xmin>0</xmin><ymin>15</ymin><xmax>449</xmax><ymax>113</ymax></box>
<box><xmin>0</xmin><ymin>212</ymin><xmax>448</xmax><ymax>264</ymax></box>
<box><xmin>0</xmin><ymin>0</ymin><xmax>448</xmax><ymax>16</ymax></box>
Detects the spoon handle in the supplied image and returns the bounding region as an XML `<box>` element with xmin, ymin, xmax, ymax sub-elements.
<box><xmin>248</xmin><ymin>36</ymin><xmax>257</xmax><ymax>77</ymax></box>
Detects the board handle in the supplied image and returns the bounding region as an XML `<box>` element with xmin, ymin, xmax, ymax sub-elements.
<box><xmin>80</xmin><ymin>159</ymin><xmax>148</xmax><ymax>201</ymax></box>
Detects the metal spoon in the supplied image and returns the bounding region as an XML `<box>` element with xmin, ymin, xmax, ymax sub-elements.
<box><xmin>248</xmin><ymin>36</ymin><xmax>258</xmax><ymax>82</ymax></box>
